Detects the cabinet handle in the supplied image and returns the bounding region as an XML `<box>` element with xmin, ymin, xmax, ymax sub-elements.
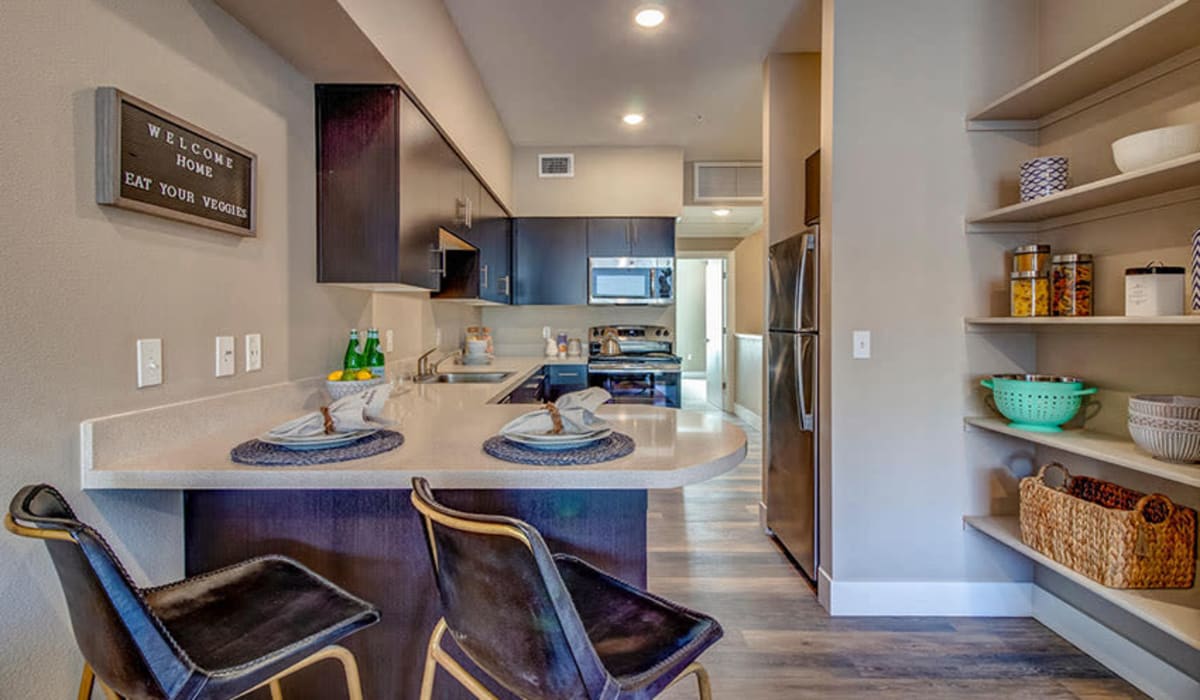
<box><xmin>481</xmin><ymin>264</ymin><xmax>489</xmax><ymax>289</ymax></box>
<box><xmin>500</xmin><ymin>275</ymin><xmax>510</xmax><ymax>296</ymax></box>
<box><xmin>432</xmin><ymin>247</ymin><xmax>447</xmax><ymax>278</ymax></box>
<box><xmin>456</xmin><ymin>197</ymin><xmax>467</xmax><ymax>225</ymax></box>
<box><xmin>467</xmin><ymin>197</ymin><xmax>473</xmax><ymax>228</ymax></box>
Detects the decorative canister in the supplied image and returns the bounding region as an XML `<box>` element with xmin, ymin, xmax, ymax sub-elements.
<box><xmin>1125</xmin><ymin>262</ymin><xmax>1185</xmax><ymax>316</ymax></box>
<box><xmin>1051</xmin><ymin>253</ymin><xmax>1093</xmax><ymax>317</ymax></box>
<box><xmin>1191</xmin><ymin>228</ymin><xmax>1199</xmax><ymax>315</ymax></box>
<box><xmin>1019</xmin><ymin>156</ymin><xmax>1070</xmax><ymax>202</ymax></box>
<box><xmin>1011</xmin><ymin>271</ymin><xmax>1050</xmax><ymax>317</ymax></box>
<box><xmin>1013</xmin><ymin>244</ymin><xmax>1051</xmax><ymax>273</ymax></box>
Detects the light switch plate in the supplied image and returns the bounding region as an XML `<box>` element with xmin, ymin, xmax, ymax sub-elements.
<box><xmin>136</xmin><ymin>338</ymin><xmax>163</xmax><ymax>388</ymax></box>
<box><xmin>852</xmin><ymin>330</ymin><xmax>871</xmax><ymax>359</ymax></box>
<box><xmin>385</xmin><ymin>329</ymin><xmax>394</xmax><ymax>353</ymax></box>
<box><xmin>245</xmin><ymin>333</ymin><xmax>262</xmax><ymax>372</ymax></box>
<box><xmin>215</xmin><ymin>336</ymin><xmax>235</xmax><ymax>377</ymax></box>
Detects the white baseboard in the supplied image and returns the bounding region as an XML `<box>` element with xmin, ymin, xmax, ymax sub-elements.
<box><xmin>732</xmin><ymin>403</ymin><xmax>762</xmax><ymax>431</ymax></box>
<box><xmin>1031</xmin><ymin>587</ymin><xmax>1198</xmax><ymax>700</ymax></box>
<box><xmin>823</xmin><ymin>577</ymin><xmax>1033</xmax><ymax>617</ymax></box>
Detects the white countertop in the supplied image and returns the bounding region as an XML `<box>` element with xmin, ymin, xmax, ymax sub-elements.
<box><xmin>81</xmin><ymin>357</ymin><xmax>747</xmax><ymax>490</ymax></box>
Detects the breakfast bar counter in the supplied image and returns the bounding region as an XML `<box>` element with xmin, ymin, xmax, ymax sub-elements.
<box><xmin>79</xmin><ymin>360</ymin><xmax>747</xmax><ymax>699</ymax></box>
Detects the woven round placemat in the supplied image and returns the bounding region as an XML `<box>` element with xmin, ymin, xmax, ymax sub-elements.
<box><xmin>483</xmin><ymin>433</ymin><xmax>635</xmax><ymax>466</ymax></box>
<box><xmin>231</xmin><ymin>430</ymin><xmax>404</xmax><ymax>467</ymax></box>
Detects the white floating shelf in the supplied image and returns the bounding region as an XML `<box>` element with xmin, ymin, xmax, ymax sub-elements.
<box><xmin>964</xmin><ymin>515</ymin><xmax>1200</xmax><ymax>650</ymax></box>
<box><xmin>966</xmin><ymin>316</ymin><xmax>1200</xmax><ymax>330</ymax></box>
<box><xmin>968</xmin><ymin>0</ymin><xmax>1200</xmax><ymax>125</ymax></box>
<box><xmin>967</xmin><ymin>153</ymin><xmax>1200</xmax><ymax>227</ymax></box>
<box><xmin>965</xmin><ymin>417</ymin><xmax>1200</xmax><ymax>488</ymax></box>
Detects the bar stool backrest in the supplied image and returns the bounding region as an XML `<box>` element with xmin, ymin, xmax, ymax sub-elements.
<box><xmin>411</xmin><ymin>478</ymin><xmax>615</xmax><ymax>700</ymax></box>
<box><xmin>7</xmin><ymin>484</ymin><xmax>197</xmax><ymax>699</ymax></box>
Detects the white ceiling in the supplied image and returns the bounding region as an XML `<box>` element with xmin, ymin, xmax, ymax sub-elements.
<box><xmin>676</xmin><ymin>205</ymin><xmax>762</xmax><ymax>238</ymax></box>
<box><xmin>443</xmin><ymin>0</ymin><xmax>821</xmax><ymax>161</ymax></box>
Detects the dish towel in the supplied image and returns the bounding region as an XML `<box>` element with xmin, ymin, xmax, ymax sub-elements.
<box><xmin>267</xmin><ymin>384</ymin><xmax>394</xmax><ymax>438</ymax></box>
<box><xmin>499</xmin><ymin>387</ymin><xmax>612</xmax><ymax>436</ymax></box>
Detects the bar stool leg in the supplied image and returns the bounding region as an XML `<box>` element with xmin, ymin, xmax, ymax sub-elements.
<box><xmin>663</xmin><ymin>662</ymin><xmax>712</xmax><ymax>700</ymax></box>
<box><xmin>78</xmin><ymin>664</ymin><xmax>95</xmax><ymax>700</ymax></box>
<box><xmin>268</xmin><ymin>679</ymin><xmax>283</xmax><ymax>700</ymax></box>
<box><xmin>325</xmin><ymin>645</ymin><xmax>364</xmax><ymax>700</ymax></box>
<box><xmin>420</xmin><ymin>618</ymin><xmax>498</xmax><ymax>700</ymax></box>
<box><xmin>418</xmin><ymin>619</ymin><xmax>447</xmax><ymax>700</ymax></box>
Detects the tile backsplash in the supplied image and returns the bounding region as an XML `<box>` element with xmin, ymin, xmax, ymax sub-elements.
<box><xmin>480</xmin><ymin>305</ymin><xmax>675</xmax><ymax>356</ymax></box>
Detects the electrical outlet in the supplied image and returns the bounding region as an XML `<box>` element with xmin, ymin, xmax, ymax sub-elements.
<box><xmin>136</xmin><ymin>338</ymin><xmax>163</xmax><ymax>388</ymax></box>
<box><xmin>385</xmin><ymin>329</ymin><xmax>394</xmax><ymax>353</ymax></box>
<box><xmin>852</xmin><ymin>330</ymin><xmax>871</xmax><ymax>359</ymax></box>
<box><xmin>215</xmin><ymin>336</ymin><xmax>235</xmax><ymax>377</ymax></box>
<box><xmin>245</xmin><ymin>333</ymin><xmax>262</xmax><ymax>372</ymax></box>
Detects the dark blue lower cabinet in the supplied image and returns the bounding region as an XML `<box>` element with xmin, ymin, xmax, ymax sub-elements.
<box><xmin>545</xmin><ymin>364</ymin><xmax>588</xmax><ymax>400</ymax></box>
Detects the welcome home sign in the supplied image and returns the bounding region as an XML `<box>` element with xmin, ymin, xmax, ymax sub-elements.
<box><xmin>96</xmin><ymin>87</ymin><xmax>256</xmax><ymax>236</ymax></box>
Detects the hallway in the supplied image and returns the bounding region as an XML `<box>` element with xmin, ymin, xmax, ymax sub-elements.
<box><xmin>647</xmin><ymin>409</ymin><xmax>1142</xmax><ymax>699</ymax></box>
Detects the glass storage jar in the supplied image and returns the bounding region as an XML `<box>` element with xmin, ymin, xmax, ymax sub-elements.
<box><xmin>1051</xmin><ymin>253</ymin><xmax>1093</xmax><ymax>317</ymax></box>
<box><xmin>1011</xmin><ymin>271</ymin><xmax>1050</xmax><ymax>317</ymax></box>
<box><xmin>1013</xmin><ymin>244</ymin><xmax>1051</xmax><ymax>273</ymax></box>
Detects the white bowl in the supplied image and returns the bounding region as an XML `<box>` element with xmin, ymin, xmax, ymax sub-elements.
<box><xmin>325</xmin><ymin>376</ymin><xmax>387</xmax><ymax>401</ymax></box>
<box><xmin>1129</xmin><ymin>422</ymin><xmax>1200</xmax><ymax>464</ymax></box>
<box><xmin>1111</xmin><ymin>124</ymin><xmax>1200</xmax><ymax>173</ymax></box>
<box><xmin>1129</xmin><ymin>394</ymin><xmax>1200</xmax><ymax>421</ymax></box>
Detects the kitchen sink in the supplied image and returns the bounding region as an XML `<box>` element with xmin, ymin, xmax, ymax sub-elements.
<box><xmin>417</xmin><ymin>371</ymin><xmax>514</xmax><ymax>384</ymax></box>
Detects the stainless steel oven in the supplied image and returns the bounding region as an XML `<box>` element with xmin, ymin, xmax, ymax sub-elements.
<box><xmin>588</xmin><ymin>257</ymin><xmax>674</xmax><ymax>305</ymax></box>
<box><xmin>586</xmin><ymin>325</ymin><xmax>681</xmax><ymax>408</ymax></box>
<box><xmin>587</xmin><ymin>364</ymin><xmax>681</xmax><ymax>408</ymax></box>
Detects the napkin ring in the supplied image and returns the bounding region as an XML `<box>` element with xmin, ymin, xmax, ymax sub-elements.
<box><xmin>320</xmin><ymin>406</ymin><xmax>335</xmax><ymax>435</ymax></box>
<box><xmin>545</xmin><ymin>402</ymin><xmax>564</xmax><ymax>435</ymax></box>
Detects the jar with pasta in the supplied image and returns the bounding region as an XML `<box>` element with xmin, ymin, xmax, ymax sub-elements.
<box><xmin>1051</xmin><ymin>253</ymin><xmax>1093</xmax><ymax>317</ymax></box>
<box><xmin>1011</xmin><ymin>271</ymin><xmax>1050</xmax><ymax>317</ymax></box>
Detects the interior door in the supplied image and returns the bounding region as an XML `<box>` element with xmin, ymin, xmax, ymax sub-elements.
<box><xmin>704</xmin><ymin>259</ymin><xmax>726</xmax><ymax>409</ymax></box>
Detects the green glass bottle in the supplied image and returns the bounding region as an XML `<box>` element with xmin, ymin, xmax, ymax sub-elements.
<box><xmin>342</xmin><ymin>329</ymin><xmax>364</xmax><ymax>379</ymax></box>
<box><xmin>364</xmin><ymin>328</ymin><xmax>386</xmax><ymax>378</ymax></box>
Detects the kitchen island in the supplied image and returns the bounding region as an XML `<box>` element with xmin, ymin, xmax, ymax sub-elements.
<box><xmin>81</xmin><ymin>358</ymin><xmax>747</xmax><ymax>699</ymax></box>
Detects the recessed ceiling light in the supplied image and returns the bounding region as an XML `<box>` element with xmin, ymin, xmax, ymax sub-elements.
<box><xmin>634</xmin><ymin>6</ymin><xmax>666</xmax><ymax>28</ymax></box>
<box><xmin>712</xmin><ymin>208</ymin><xmax>731</xmax><ymax>217</ymax></box>
<box><xmin>622</xmin><ymin>113</ymin><xmax>645</xmax><ymax>125</ymax></box>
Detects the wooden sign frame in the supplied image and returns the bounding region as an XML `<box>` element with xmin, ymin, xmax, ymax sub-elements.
<box><xmin>96</xmin><ymin>87</ymin><xmax>257</xmax><ymax>236</ymax></box>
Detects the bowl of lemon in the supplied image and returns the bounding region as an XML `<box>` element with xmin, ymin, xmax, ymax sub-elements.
<box><xmin>325</xmin><ymin>369</ymin><xmax>387</xmax><ymax>401</ymax></box>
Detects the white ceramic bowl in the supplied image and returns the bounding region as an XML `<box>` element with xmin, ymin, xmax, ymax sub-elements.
<box><xmin>325</xmin><ymin>376</ymin><xmax>387</xmax><ymax>401</ymax></box>
<box><xmin>1129</xmin><ymin>394</ymin><xmax>1200</xmax><ymax>421</ymax></box>
<box><xmin>1111</xmin><ymin>123</ymin><xmax>1200</xmax><ymax>173</ymax></box>
<box><xmin>1129</xmin><ymin>422</ymin><xmax>1200</xmax><ymax>464</ymax></box>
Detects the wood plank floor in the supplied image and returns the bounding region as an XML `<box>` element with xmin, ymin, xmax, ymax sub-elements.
<box><xmin>650</xmin><ymin>388</ymin><xmax>1143</xmax><ymax>698</ymax></box>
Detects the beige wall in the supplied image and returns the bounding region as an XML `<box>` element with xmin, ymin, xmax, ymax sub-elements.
<box><xmin>511</xmin><ymin>146</ymin><xmax>684</xmax><ymax>217</ymax></box>
<box><xmin>764</xmin><ymin>53</ymin><xmax>820</xmax><ymax>246</ymax></box>
<box><xmin>0</xmin><ymin>1</ymin><xmax>378</xmax><ymax>696</ymax></box>
<box><xmin>676</xmin><ymin>260</ymin><xmax>709</xmax><ymax>372</ymax></box>
<box><xmin>734</xmin><ymin>335</ymin><xmax>764</xmax><ymax>420</ymax></box>
<box><xmin>338</xmin><ymin>0</ymin><xmax>514</xmax><ymax>206</ymax></box>
<box><xmin>676</xmin><ymin>236</ymin><xmax>742</xmax><ymax>253</ymax></box>
<box><xmin>732</xmin><ymin>230</ymin><xmax>766</xmax><ymax>334</ymax></box>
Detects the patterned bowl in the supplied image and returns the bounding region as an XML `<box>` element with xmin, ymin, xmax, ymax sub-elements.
<box><xmin>1129</xmin><ymin>394</ymin><xmax>1200</xmax><ymax>421</ymax></box>
<box><xmin>325</xmin><ymin>377</ymin><xmax>387</xmax><ymax>401</ymax></box>
<box><xmin>1019</xmin><ymin>156</ymin><xmax>1070</xmax><ymax>202</ymax></box>
<box><xmin>1128</xmin><ymin>422</ymin><xmax>1200</xmax><ymax>464</ymax></box>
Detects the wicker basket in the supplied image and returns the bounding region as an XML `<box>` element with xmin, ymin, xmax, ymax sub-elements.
<box><xmin>1019</xmin><ymin>463</ymin><xmax>1196</xmax><ymax>589</ymax></box>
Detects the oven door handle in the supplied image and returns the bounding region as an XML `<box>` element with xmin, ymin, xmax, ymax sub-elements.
<box><xmin>588</xmin><ymin>366</ymin><xmax>681</xmax><ymax>375</ymax></box>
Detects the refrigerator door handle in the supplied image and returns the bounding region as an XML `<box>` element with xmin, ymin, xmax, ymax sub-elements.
<box><xmin>796</xmin><ymin>335</ymin><xmax>814</xmax><ymax>432</ymax></box>
<box><xmin>795</xmin><ymin>234</ymin><xmax>815</xmax><ymax>331</ymax></box>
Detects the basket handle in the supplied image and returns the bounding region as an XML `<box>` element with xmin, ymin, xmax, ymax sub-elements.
<box><xmin>980</xmin><ymin>379</ymin><xmax>994</xmax><ymax>390</ymax></box>
<box><xmin>1135</xmin><ymin>493</ymin><xmax>1176</xmax><ymax>527</ymax></box>
<box><xmin>1071</xmin><ymin>386</ymin><xmax>1098</xmax><ymax>397</ymax></box>
<box><xmin>1036</xmin><ymin>462</ymin><xmax>1072</xmax><ymax>488</ymax></box>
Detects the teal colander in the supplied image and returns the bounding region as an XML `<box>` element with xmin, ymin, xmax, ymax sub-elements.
<box><xmin>981</xmin><ymin>374</ymin><xmax>1097</xmax><ymax>433</ymax></box>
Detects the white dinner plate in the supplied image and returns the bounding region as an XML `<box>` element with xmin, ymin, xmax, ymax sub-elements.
<box><xmin>259</xmin><ymin>429</ymin><xmax>377</xmax><ymax>451</ymax></box>
<box><xmin>503</xmin><ymin>429</ymin><xmax>612</xmax><ymax>451</ymax></box>
<box><xmin>503</xmin><ymin>426</ymin><xmax>611</xmax><ymax>442</ymax></box>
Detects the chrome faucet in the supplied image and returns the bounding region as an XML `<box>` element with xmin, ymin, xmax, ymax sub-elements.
<box><xmin>416</xmin><ymin>347</ymin><xmax>438</xmax><ymax>379</ymax></box>
<box><xmin>432</xmin><ymin>349</ymin><xmax>462</xmax><ymax>375</ymax></box>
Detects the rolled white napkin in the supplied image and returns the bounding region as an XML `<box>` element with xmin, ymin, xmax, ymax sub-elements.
<box><xmin>267</xmin><ymin>385</ymin><xmax>394</xmax><ymax>438</ymax></box>
<box><xmin>500</xmin><ymin>387</ymin><xmax>612</xmax><ymax>437</ymax></box>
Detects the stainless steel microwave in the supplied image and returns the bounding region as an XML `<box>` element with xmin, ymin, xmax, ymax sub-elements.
<box><xmin>588</xmin><ymin>257</ymin><xmax>674</xmax><ymax>305</ymax></box>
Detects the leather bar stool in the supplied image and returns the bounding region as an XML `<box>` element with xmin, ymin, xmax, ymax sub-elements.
<box><xmin>5</xmin><ymin>484</ymin><xmax>380</xmax><ymax>700</ymax></box>
<box><xmin>411</xmin><ymin>477</ymin><xmax>722</xmax><ymax>700</ymax></box>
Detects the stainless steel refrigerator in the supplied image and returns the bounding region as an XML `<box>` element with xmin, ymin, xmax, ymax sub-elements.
<box><xmin>766</xmin><ymin>227</ymin><xmax>818</xmax><ymax>580</ymax></box>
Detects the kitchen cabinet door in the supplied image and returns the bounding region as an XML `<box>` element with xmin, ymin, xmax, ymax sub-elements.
<box><xmin>630</xmin><ymin>218</ymin><xmax>675</xmax><ymax>257</ymax></box>
<box><xmin>477</xmin><ymin>189</ymin><xmax>511</xmax><ymax>304</ymax></box>
<box><xmin>586</xmin><ymin>218</ymin><xmax>632</xmax><ymax>257</ymax></box>
<box><xmin>398</xmin><ymin>91</ymin><xmax>454</xmax><ymax>290</ymax></box>
<box><xmin>514</xmin><ymin>218</ymin><xmax>588</xmax><ymax>305</ymax></box>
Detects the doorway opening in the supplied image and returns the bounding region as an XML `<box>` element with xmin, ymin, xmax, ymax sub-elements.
<box><xmin>675</xmin><ymin>257</ymin><xmax>729</xmax><ymax>411</ymax></box>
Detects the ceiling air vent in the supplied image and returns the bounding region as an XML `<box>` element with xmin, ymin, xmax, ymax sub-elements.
<box><xmin>694</xmin><ymin>161</ymin><xmax>762</xmax><ymax>202</ymax></box>
<box><xmin>538</xmin><ymin>153</ymin><xmax>574</xmax><ymax>178</ymax></box>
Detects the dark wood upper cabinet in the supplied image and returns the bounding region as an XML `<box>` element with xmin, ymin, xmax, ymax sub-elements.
<box><xmin>513</xmin><ymin>218</ymin><xmax>588</xmax><ymax>305</ymax></box>
<box><xmin>630</xmin><ymin>217</ymin><xmax>676</xmax><ymax>257</ymax></box>
<box><xmin>476</xmin><ymin>191</ymin><xmax>511</xmax><ymax>303</ymax></box>
<box><xmin>316</xmin><ymin>84</ymin><xmax>495</xmax><ymax>290</ymax></box>
<box><xmin>586</xmin><ymin>217</ymin><xmax>675</xmax><ymax>258</ymax></box>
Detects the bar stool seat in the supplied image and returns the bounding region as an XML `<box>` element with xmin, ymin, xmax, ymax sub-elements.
<box><xmin>554</xmin><ymin>554</ymin><xmax>721</xmax><ymax>697</ymax></box>
<box><xmin>143</xmin><ymin>556</ymin><xmax>378</xmax><ymax>693</ymax></box>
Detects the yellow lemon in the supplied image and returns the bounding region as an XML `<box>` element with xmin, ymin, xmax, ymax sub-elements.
<box><xmin>327</xmin><ymin>370</ymin><xmax>344</xmax><ymax>381</ymax></box>
<box><xmin>354</xmin><ymin>370</ymin><xmax>374</xmax><ymax>381</ymax></box>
